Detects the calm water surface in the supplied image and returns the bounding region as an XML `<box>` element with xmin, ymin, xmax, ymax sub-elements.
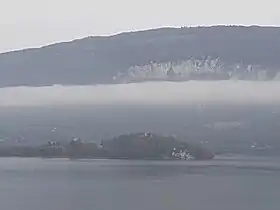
<box><xmin>0</xmin><ymin>156</ymin><xmax>280</xmax><ymax>210</ymax></box>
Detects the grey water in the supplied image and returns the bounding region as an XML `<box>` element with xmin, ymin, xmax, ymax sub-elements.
<box><xmin>0</xmin><ymin>156</ymin><xmax>280</xmax><ymax>210</ymax></box>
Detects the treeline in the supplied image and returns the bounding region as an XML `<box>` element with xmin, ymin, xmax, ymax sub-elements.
<box><xmin>0</xmin><ymin>133</ymin><xmax>214</xmax><ymax>160</ymax></box>
<box><xmin>101</xmin><ymin>133</ymin><xmax>214</xmax><ymax>160</ymax></box>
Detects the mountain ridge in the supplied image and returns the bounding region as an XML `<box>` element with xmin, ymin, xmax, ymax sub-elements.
<box><xmin>1</xmin><ymin>25</ymin><xmax>280</xmax><ymax>87</ymax></box>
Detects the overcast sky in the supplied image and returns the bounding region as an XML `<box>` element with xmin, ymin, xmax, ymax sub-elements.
<box><xmin>0</xmin><ymin>0</ymin><xmax>279</xmax><ymax>53</ymax></box>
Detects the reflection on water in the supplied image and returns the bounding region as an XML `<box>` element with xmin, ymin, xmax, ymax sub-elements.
<box><xmin>0</xmin><ymin>156</ymin><xmax>280</xmax><ymax>210</ymax></box>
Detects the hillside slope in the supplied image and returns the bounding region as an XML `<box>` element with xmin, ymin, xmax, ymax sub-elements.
<box><xmin>1</xmin><ymin>26</ymin><xmax>280</xmax><ymax>87</ymax></box>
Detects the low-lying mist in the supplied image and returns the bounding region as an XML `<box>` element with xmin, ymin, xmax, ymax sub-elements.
<box><xmin>0</xmin><ymin>81</ymin><xmax>280</xmax><ymax>107</ymax></box>
<box><xmin>0</xmin><ymin>81</ymin><xmax>280</xmax><ymax>154</ymax></box>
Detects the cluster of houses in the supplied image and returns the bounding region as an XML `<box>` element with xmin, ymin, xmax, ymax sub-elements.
<box><xmin>171</xmin><ymin>148</ymin><xmax>194</xmax><ymax>160</ymax></box>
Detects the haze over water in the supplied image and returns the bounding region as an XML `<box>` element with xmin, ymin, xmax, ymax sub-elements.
<box><xmin>1</xmin><ymin>81</ymin><xmax>280</xmax><ymax>210</ymax></box>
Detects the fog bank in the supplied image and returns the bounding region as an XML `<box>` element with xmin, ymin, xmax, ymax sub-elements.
<box><xmin>0</xmin><ymin>81</ymin><xmax>280</xmax><ymax>107</ymax></box>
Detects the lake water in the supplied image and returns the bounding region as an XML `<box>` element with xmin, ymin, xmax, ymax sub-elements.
<box><xmin>0</xmin><ymin>156</ymin><xmax>280</xmax><ymax>210</ymax></box>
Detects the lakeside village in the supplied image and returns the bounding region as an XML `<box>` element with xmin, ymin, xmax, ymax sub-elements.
<box><xmin>0</xmin><ymin>133</ymin><xmax>214</xmax><ymax>160</ymax></box>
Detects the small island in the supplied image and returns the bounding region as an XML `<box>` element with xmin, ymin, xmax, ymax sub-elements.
<box><xmin>0</xmin><ymin>133</ymin><xmax>214</xmax><ymax>160</ymax></box>
<box><xmin>99</xmin><ymin>133</ymin><xmax>214</xmax><ymax>160</ymax></box>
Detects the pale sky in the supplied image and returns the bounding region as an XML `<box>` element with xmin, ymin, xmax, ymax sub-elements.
<box><xmin>0</xmin><ymin>0</ymin><xmax>279</xmax><ymax>53</ymax></box>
